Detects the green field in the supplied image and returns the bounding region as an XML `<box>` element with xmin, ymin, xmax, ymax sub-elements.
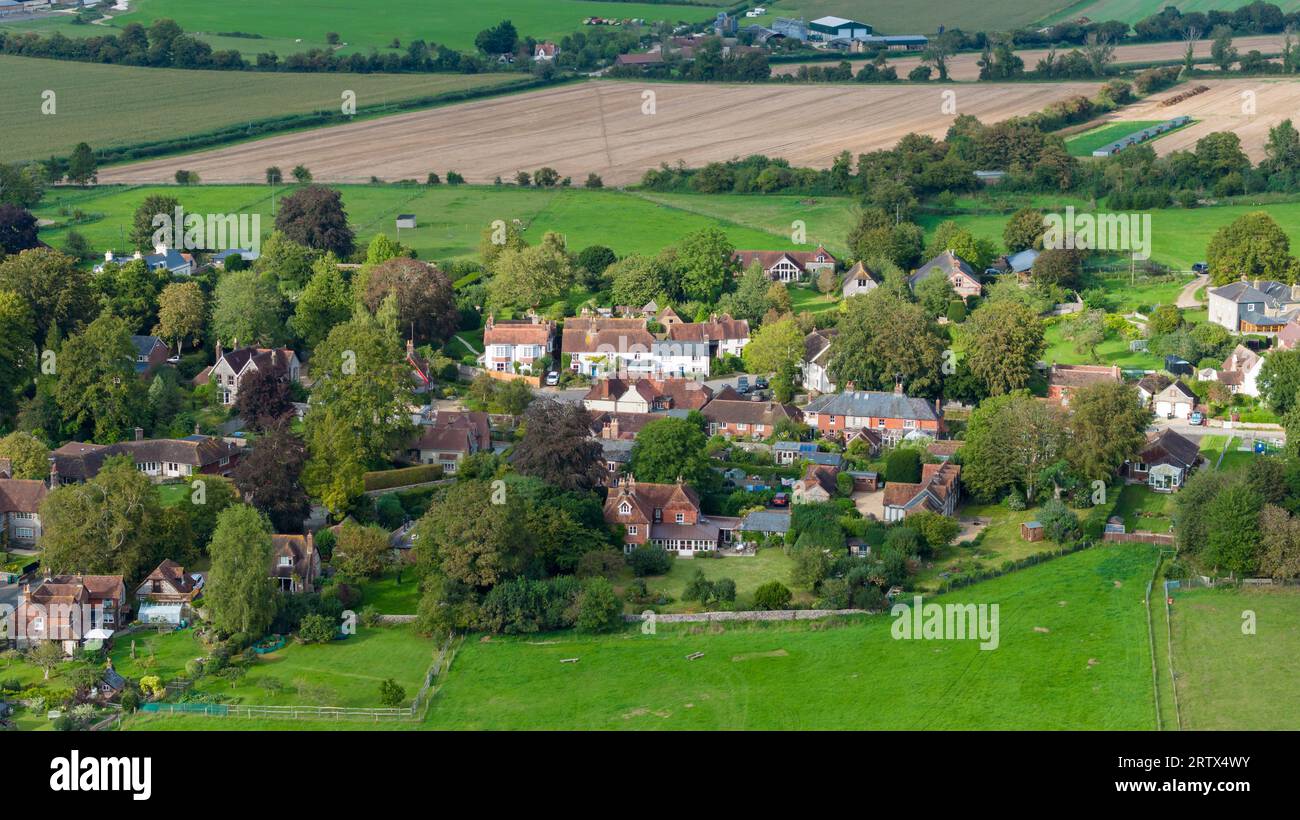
<box><xmin>417</xmin><ymin>544</ymin><xmax>1159</xmax><ymax>729</ymax></box>
<box><xmin>1169</xmin><ymin>586</ymin><xmax>1300</xmax><ymax>729</ymax></box>
<box><xmin>110</xmin><ymin>624</ymin><xmax>434</xmax><ymax>708</ymax></box>
<box><xmin>1046</xmin><ymin>0</ymin><xmax>1300</xmax><ymax>25</ymax></box>
<box><xmin>6</xmin><ymin>0</ymin><xmax>718</xmax><ymax>53</ymax></box>
<box><xmin>1065</xmin><ymin>121</ymin><xmax>1164</xmax><ymax>157</ymax></box>
<box><xmin>744</xmin><ymin>0</ymin><xmax>1070</xmax><ymax>35</ymax></box>
<box><xmin>615</xmin><ymin>548</ymin><xmax>816</xmax><ymax>612</ymax></box>
<box><xmin>0</xmin><ymin>54</ymin><xmax>525</xmax><ymax>164</ymax></box>
<box><xmin>33</xmin><ymin>184</ymin><xmax>795</xmax><ymax>262</ymax></box>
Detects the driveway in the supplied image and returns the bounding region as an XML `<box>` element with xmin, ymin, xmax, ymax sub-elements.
<box><xmin>1176</xmin><ymin>274</ymin><xmax>1209</xmax><ymax>309</ymax></box>
<box><xmin>853</xmin><ymin>489</ymin><xmax>884</xmax><ymax>521</ymax></box>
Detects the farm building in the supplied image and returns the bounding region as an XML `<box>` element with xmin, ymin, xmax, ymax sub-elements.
<box><xmin>1021</xmin><ymin>521</ymin><xmax>1044</xmax><ymax>542</ymax></box>
<box><xmin>808</xmin><ymin>16</ymin><xmax>873</xmax><ymax>40</ymax></box>
<box><xmin>1090</xmin><ymin>117</ymin><xmax>1191</xmax><ymax>157</ymax></box>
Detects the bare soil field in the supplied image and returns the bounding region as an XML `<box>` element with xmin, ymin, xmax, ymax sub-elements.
<box><xmin>97</xmin><ymin>80</ymin><xmax>1102</xmax><ymax>186</ymax></box>
<box><xmin>771</xmin><ymin>34</ymin><xmax>1285</xmax><ymax>80</ymax></box>
<box><xmin>1100</xmin><ymin>78</ymin><xmax>1300</xmax><ymax>161</ymax></box>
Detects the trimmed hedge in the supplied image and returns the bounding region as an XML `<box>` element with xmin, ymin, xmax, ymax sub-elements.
<box><xmin>363</xmin><ymin>464</ymin><xmax>444</xmax><ymax>492</ymax></box>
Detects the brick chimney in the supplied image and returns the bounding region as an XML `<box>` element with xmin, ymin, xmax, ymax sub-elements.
<box><xmin>485</xmin><ymin>314</ymin><xmax>495</xmax><ymax>331</ymax></box>
<box><xmin>844</xmin><ymin>381</ymin><xmax>855</xmax><ymax>392</ymax></box>
<box><xmin>48</xmin><ymin>455</ymin><xmax>59</xmax><ymax>487</ymax></box>
<box><xmin>134</xmin><ymin>426</ymin><xmax>144</xmax><ymax>441</ymax></box>
<box><xmin>893</xmin><ymin>379</ymin><xmax>904</xmax><ymax>395</ymax></box>
<box><xmin>609</xmin><ymin>416</ymin><xmax>620</xmax><ymax>439</ymax></box>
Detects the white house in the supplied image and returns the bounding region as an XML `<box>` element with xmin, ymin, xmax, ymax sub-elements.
<box><xmin>801</xmin><ymin>328</ymin><xmax>837</xmax><ymax>394</ymax></box>
<box><xmin>666</xmin><ymin>314</ymin><xmax>750</xmax><ymax>361</ymax></box>
<box><xmin>481</xmin><ymin>314</ymin><xmax>555</xmax><ymax>374</ymax></box>
<box><xmin>1215</xmin><ymin>345</ymin><xmax>1264</xmax><ymax>397</ymax></box>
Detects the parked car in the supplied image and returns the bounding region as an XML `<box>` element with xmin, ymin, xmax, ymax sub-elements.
<box><xmin>754</xmin><ymin>376</ymin><xmax>769</xmax><ymax>389</ymax></box>
<box><xmin>1189</xmin><ymin>411</ymin><xmax>1204</xmax><ymax>426</ymax></box>
<box><xmin>1191</xmin><ymin>262</ymin><xmax>1208</xmax><ymax>274</ymax></box>
<box><xmin>736</xmin><ymin>376</ymin><xmax>750</xmax><ymax>394</ymax></box>
<box><xmin>545</xmin><ymin>371</ymin><xmax>560</xmax><ymax>386</ymax></box>
<box><xmin>772</xmin><ymin>492</ymin><xmax>789</xmax><ymax>507</ymax></box>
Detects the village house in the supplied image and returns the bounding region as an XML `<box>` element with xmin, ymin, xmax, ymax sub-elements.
<box><xmin>14</xmin><ymin>574</ymin><xmax>128</xmax><ymax>653</ymax></box>
<box><xmin>772</xmin><ymin>440</ymin><xmax>842</xmax><ymax>466</ymax></box>
<box><xmin>134</xmin><ymin>560</ymin><xmax>203</xmax><ymax>625</ymax></box>
<box><xmin>700</xmin><ymin>387</ymin><xmax>799</xmax><ymax>438</ymax></box>
<box><xmin>802</xmin><ymin>385</ymin><xmax>943</xmax><ymax>445</ymax></box>
<box><xmin>840</xmin><ymin>261</ymin><xmax>878</xmax><ymax>298</ymax></box>
<box><xmin>1208</xmin><ymin>280</ymin><xmax>1300</xmax><ymax>334</ymax></box>
<box><xmin>481</xmin><ymin>314</ymin><xmax>555</xmax><ymax>374</ymax></box>
<box><xmin>131</xmin><ymin>335</ymin><xmax>172</xmax><ymax>376</ymax></box>
<box><xmin>599</xmin><ymin>439</ymin><xmax>634</xmax><ymax>484</ymax></box>
<box><xmin>792</xmin><ymin>463</ymin><xmax>839</xmax><ymax>503</ymax></box>
<box><xmin>1278</xmin><ymin>320</ymin><xmax>1300</xmax><ymax>351</ymax></box>
<box><xmin>1152</xmin><ymin>380</ymin><xmax>1196</xmax><ymax>419</ymax></box>
<box><xmin>909</xmin><ymin>250</ymin><xmax>983</xmax><ymax>301</ymax></box>
<box><xmin>603</xmin><ymin>476</ymin><xmax>739</xmax><ymax>556</ymax></box>
<box><xmin>801</xmin><ymin>328</ymin><xmax>837</xmax><ymax>394</ymax></box>
<box><xmin>651</xmin><ymin>335</ymin><xmax>712</xmax><ymax>378</ymax></box>
<box><xmin>405</xmin><ymin>410</ymin><xmax>490</xmax><ymax>473</ymax></box>
<box><xmin>733</xmin><ymin>246</ymin><xmax>837</xmax><ymax>283</ymax></box>
<box><xmin>883</xmin><ymin>461</ymin><xmax>962</xmax><ymax>522</ymax></box>
<box><xmin>588</xmin><ymin>411</ymin><xmax>653</xmax><ymax>441</ymax></box>
<box><xmin>1046</xmin><ymin>363</ymin><xmax>1122</xmax><ymax>407</ymax></box>
<box><xmin>50</xmin><ymin>429</ymin><xmax>241</xmax><ymax>484</ymax></box>
<box><xmin>0</xmin><ymin>472</ymin><xmax>46</xmax><ymax>546</ymax></box>
<box><xmin>96</xmin><ymin>243</ymin><xmax>194</xmax><ymax>276</ymax></box>
<box><xmin>534</xmin><ymin>41</ymin><xmax>559</xmax><ymax>61</ymax></box>
<box><xmin>666</xmin><ymin>314</ymin><xmax>751</xmax><ymax>359</ymax></box>
<box><xmin>1125</xmin><ymin>429</ymin><xmax>1201</xmax><ymax>492</ymax></box>
<box><xmin>1203</xmin><ymin>345</ymin><xmax>1264</xmax><ymax>397</ymax></box>
<box><xmin>562</xmin><ymin>316</ymin><xmax>658</xmax><ymax>378</ymax></box>
<box><xmin>582</xmin><ymin>378</ymin><xmax>713</xmax><ymax>414</ymax></box>
<box><xmin>1135</xmin><ymin>372</ymin><xmax>1172</xmax><ymax>407</ymax></box>
<box><xmin>201</xmin><ymin>342</ymin><xmax>301</xmax><ymax>406</ymax></box>
<box><xmin>270</xmin><ymin>532</ymin><xmax>321</xmax><ymax>593</ymax></box>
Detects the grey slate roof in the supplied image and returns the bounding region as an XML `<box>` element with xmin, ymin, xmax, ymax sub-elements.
<box><xmin>803</xmin><ymin>390</ymin><xmax>939</xmax><ymax>422</ymax></box>
<box><xmin>740</xmin><ymin>510</ymin><xmax>791</xmax><ymax>533</ymax></box>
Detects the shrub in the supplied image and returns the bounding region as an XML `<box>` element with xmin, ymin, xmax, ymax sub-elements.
<box><xmin>378</xmin><ymin>678</ymin><xmax>407</xmax><ymax>707</ymax></box>
<box><xmin>298</xmin><ymin>613</ymin><xmax>337</xmax><ymax>643</ymax></box>
<box><xmin>628</xmin><ymin>544</ymin><xmax>673</xmax><ymax>576</ymax></box>
<box><xmin>577</xmin><ymin>577</ymin><xmax>623</xmax><ymax>632</ymax></box>
<box><xmin>752</xmin><ymin>580</ymin><xmax>793</xmax><ymax>610</ymax></box>
<box><xmin>885</xmin><ymin>448</ymin><xmax>922</xmax><ymax>483</ymax></box>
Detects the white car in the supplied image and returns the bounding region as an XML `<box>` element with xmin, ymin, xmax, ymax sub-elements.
<box><xmin>545</xmin><ymin>371</ymin><xmax>560</xmax><ymax>386</ymax></box>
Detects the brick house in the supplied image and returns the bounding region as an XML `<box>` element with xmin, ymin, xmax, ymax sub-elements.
<box><xmin>699</xmin><ymin>387</ymin><xmax>799</xmax><ymax>438</ymax></box>
<box><xmin>131</xmin><ymin>335</ymin><xmax>172</xmax><ymax>376</ymax></box>
<box><xmin>202</xmin><ymin>342</ymin><xmax>301</xmax><ymax>406</ymax></box>
<box><xmin>0</xmin><ymin>476</ymin><xmax>46</xmax><ymax>546</ymax></box>
<box><xmin>802</xmin><ymin>385</ymin><xmax>943</xmax><ymax>445</ymax></box>
<box><xmin>883</xmin><ymin>462</ymin><xmax>962</xmax><ymax>522</ymax></box>
<box><xmin>14</xmin><ymin>574</ymin><xmax>128</xmax><ymax>653</ymax></box>
<box><xmin>405</xmin><ymin>411</ymin><xmax>490</xmax><ymax>473</ymax></box>
<box><xmin>582</xmin><ymin>378</ymin><xmax>713</xmax><ymax>414</ymax></box>
<box><xmin>482</xmin><ymin>314</ymin><xmax>555</xmax><ymax>374</ymax></box>
<box><xmin>909</xmin><ymin>250</ymin><xmax>982</xmax><ymax>301</ymax></box>
<box><xmin>135</xmin><ymin>560</ymin><xmax>202</xmax><ymax>605</ymax></box>
<box><xmin>733</xmin><ymin>246</ymin><xmax>837</xmax><ymax>282</ymax></box>
<box><xmin>1045</xmin><ymin>363</ymin><xmax>1122</xmax><ymax>407</ymax></box>
<box><xmin>603</xmin><ymin>477</ymin><xmax>739</xmax><ymax>555</ymax></box>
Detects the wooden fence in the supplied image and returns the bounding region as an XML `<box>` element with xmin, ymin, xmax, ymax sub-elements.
<box><xmin>1104</xmin><ymin>531</ymin><xmax>1175</xmax><ymax>546</ymax></box>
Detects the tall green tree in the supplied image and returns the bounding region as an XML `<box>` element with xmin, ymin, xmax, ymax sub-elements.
<box><xmin>0</xmin><ymin>247</ymin><xmax>97</xmax><ymax>341</ymax></box>
<box><xmin>54</xmin><ymin>313</ymin><xmax>143</xmax><ymax>441</ymax></box>
<box><xmin>962</xmin><ymin>301</ymin><xmax>1045</xmax><ymax>396</ymax></box>
<box><xmin>629</xmin><ymin>417</ymin><xmax>716</xmax><ymax>490</ymax></box>
<box><xmin>1206</xmin><ymin>212</ymin><xmax>1293</xmax><ymax>285</ymax></box>
<box><xmin>291</xmin><ymin>254</ymin><xmax>352</xmax><ymax>348</ymax></box>
<box><xmin>828</xmin><ymin>291</ymin><xmax>946</xmax><ymax>398</ymax></box>
<box><xmin>0</xmin><ymin>290</ymin><xmax>34</xmax><ymax>426</ymax></box>
<box><xmin>1066</xmin><ymin>382</ymin><xmax>1150</xmax><ymax>482</ymax></box>
<box><xmin>212</xmin><ymin>269</ymin><xmax>287</xmax><ymax>347</ymax></box>
<box><xmin>206</xmin><ymin>504</ymin><xmax>277</xmax><ymax>636</ymax></box>
<box><xmin>961</xmin><ymin>391</ymin><xmax>1068</xmax><ymax>502</ymax></box>
<box><xmin>673</xmin><ymin>228</ymin><xmax>735</xmax><ymax>303</ymax></box>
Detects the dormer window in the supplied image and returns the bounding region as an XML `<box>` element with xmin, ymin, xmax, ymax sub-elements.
<box><xmin>619</xmin><ymin>502</ymin><xmax>631</xmax><ymax>515</ymax></box>
<box><xmin>279</xmin><ymin>556</ymin><xmax>292</xmax><ymax>567</ymax></box>
<box><xmin>675</xmin><ymin>513</ymin><xmax>685</xmax><ymax>524</ymax></box>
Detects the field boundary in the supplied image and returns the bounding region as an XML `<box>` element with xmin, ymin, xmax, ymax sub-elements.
<box><xmin>624</xmin><ymin>607</ymin><xmax>875</xmax><ymax>624</ymax></box>
<box><xmin>1162</xmin><ymin>577</ymin><xmax>1185</xmax><ymax>730</ymax></box>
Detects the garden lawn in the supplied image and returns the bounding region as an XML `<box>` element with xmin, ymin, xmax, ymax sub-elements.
<box><xmin>787</xmin><ymin>284</ymin><xmax>842</xmax><ymax>315</ymax></box>
<box><xmin>109</xmin><ymin>624</ymin><xmax>435</xmax><ymax>708</ymax></box>
<box><xmin>617</xmin><ymin>548</ymin><xmax>811</xmax><ymax>613</ymax></box>
<box><xmin>156</xmin><ymin>484</ymin><xmax>191</xmax><ymax>507</ymax></box>
<box><xmin>1169</xmin><ymin>586</ymin><xmax>1300</xmax><ymax>730</ymax></box>
<box><xmin>424</xmin><ymin>544</ymin><xmax>1160</xmax><ymax>729</ymax></box>
<box><xmin>1042</xmin><ymin>320</ymin><xmax>1163</xmax><ymax>371</ymax></box>
<box><xmin>914</xmin><ymin>501</ymin><xmax>1077</xmax><ymax>591</ymax></box>
<box><xmin>359</xmin><ymin>570</ymin><xmax>421</xmax><ymax>615</ymax></box>
<box><xmin>1111</xmin><ymin>484</ymin><xmax>1173</xmax><ymax>533</ymax></box>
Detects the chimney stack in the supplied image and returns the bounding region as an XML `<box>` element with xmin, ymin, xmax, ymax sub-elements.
<box><xmin>194</xmin><ymin>423</ymin><xmax>202</xmax><ymax>436</ymax></box>
<box><xmin>134</xmin><ymin>426</ymin><xmax>144</xmax><ymax>441</ymax></box>
<box><xmin>48</xmin><ymin>455</ymin><xmax>59</xmax><ymax>488</ymax></box>
<box><xmin>893</xmin><ymin>379</ymin><xmax>903</xmax><ymax>395</ymax></box>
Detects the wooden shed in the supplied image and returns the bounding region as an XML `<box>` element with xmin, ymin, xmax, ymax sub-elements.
<box><xmin>1021</xmin><ymin>520</ymin><xmax>1044</xmax><ymax>542</ymax></box>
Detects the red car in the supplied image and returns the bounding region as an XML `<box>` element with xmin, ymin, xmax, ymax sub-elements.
<box><xmin>772</xmin><ymin>492</ymin><xmax>789</xmax><ymax>507</ymax></box>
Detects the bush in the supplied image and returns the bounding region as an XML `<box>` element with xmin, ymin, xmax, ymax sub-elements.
<box><xmin>363</xmin><ymin>464</ymin><xmax>444</xmax><ymax>492</ymax></box>
<box><xmin>577</xmin><ymin>577</ymin><xmax>623</xmax><ymax>632</ymax></box>
<box><xmin>298</xmin><ymin>613</ymin><xmax>337</xmax><ymax>643</ymax></box>
<box><xmin>752</xmin><ymin>580</ymin><xmax>792</xmax><ymax>610</ymax></box>
<box><xmin>379</xmin><ymin>678</ymin><xmax>407</xmax><ymax>708</ymax></box>
<box><xmin>628</xmin><ymin>544</ymin><xmax>673</xmax><ymax>577</ymax></box>
<box><xmin>885</xmin><ymin>448</ymin><xmax>922</xmax><ymax>483</ymax></box>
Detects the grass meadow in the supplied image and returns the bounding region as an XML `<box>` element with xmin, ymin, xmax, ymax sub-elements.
<box><xmin>1064</xmin><ymin>120</ymin><xmax>1165</xmax><ymax>157</ymax></box>
<box><xmin>1168</xmin><ymin>586</ymin><xmax>1300</xmax><ymax>730</ymax></box>
<box><xmin>10</xmin><ymin>0</ymin><xmax>718</xmax><ymax>53</ymax></box>
<box><xmin>0</xmin><ymin>55</ymin><xmax>525</xmax><ymax>164</ymax></box>
<box><xmin>1046</xmin><ymin>0</ymin><xmax>1300</xmax><ymax>25</ymax></box>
